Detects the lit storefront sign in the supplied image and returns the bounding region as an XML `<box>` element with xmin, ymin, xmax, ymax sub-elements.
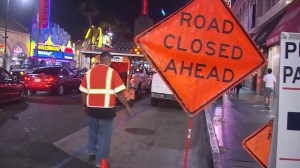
<box><xmin>35</xmin><ymin>50</ymin><xmax>63</xmax><ymax>59</ymax></box>
<box><xmin>84</xmin><ymin>26</ymin><xmax>113</xmax><ymax>49</ymax></box>
<box><xmin>40</xmin><ymin>0</ymin><xmax>51</xmax><ymax>30</ymax></box>
<box><xmin>112</xmin><ymin>56</ymin><xmax>123</xmax><ymax>62</ymax></box>
<box><xmin>102</xmin><ymin>34</ymin><xmax>112</xmax><ymax>48</ymax></box>
<box><xmin>84</xmin><ymin>26</ymin><xmax>103</xmax><ymax>48</ymax></box>
<box><xmin>64</xmin><ymin>55</ymin><xmax>74</xmax><ymax>60</ymax></box>
<box><xmin>38</xmin><ymin>44</ymin><xmax>61</xmax><ymax>51</ymax></box>
<box><xmin>32</xmin><ymin>37</ymin><xmax>74</xmax><ymax>60</ymax></box>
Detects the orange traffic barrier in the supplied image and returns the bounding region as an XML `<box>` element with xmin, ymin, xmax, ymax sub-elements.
<box><xmin>100</xmin><ymin>158</ymin><xmax>108</xmax><ymax>168</ymax></box>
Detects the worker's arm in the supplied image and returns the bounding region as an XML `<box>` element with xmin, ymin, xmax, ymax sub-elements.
<box><xmin>117</xmin><ymin>91</ymin><xmax>132</xmax><ymax>116</ymax></box>
<box><xmin>81</xmin><ymin>92</ymin><xmax>87</xmax><ymax>105</ymax></box>
<box><xmin>80</xmin><ymin>92</ymin><xmax>88</xmax><ymax>115</ymax></box>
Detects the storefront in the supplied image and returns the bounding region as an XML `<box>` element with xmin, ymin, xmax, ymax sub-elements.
<box><xmin>266</xmin><ymin>0</ymin><xmax>300</xmax><ymax>81</ymax></box>
<box><xmin>249</xmin><ymin>0</ymin><xmax>300</xmax><ymax>94</ymax></box>
<box><xmin>0</xmin><ymin>18</ymin><xmax>31</xmax><ymax>70</ymax></box>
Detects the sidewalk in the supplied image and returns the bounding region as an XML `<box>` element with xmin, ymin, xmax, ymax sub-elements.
<box><xmin>206</xmin><ymin>87</ymin><xmax>275</xmax><ymax>168</ymax></box>
<box><xmin>53</xmin><ymin>97</ymin><xmax>211</xmax><ymax>168</ymax></box>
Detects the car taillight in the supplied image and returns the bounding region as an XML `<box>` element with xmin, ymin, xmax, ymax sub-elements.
<box><xmin>131</xmin><ymin>75</ymin><xmax>137</xmax><ymax>84</ymax></box>
<box><xmin>48</xmin><ymin>76</ymin><xmax>55</xmax><ymax>82</ymax></box>
<box><xmin>24</xmin><ymin>76</ymin><xmax>29</xmax><ymax>81</ymax></box>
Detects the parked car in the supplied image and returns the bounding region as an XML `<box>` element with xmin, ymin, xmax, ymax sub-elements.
<box><xmin>24</xmin><ymin>66</ymin><xmax>82</xmax><ymax>96</ymax></box>
<box><xmin>10</xmin><ymin>63</ymin><xmax>37</xmax><ymax>81</ymax></box>
<box><xmin>130</xmin><ymin>65</ymin><xmax>153</xmax><ymax>97</ymax></box>
<box><xmin>0</xmin><ymin>68</ymin><xmax>28</xmax><ymax>104</ymax></box>
<box><xmin>68</xmin><ymin>67</ymin><xmax>87</xmax><ymax>79</ymax></box>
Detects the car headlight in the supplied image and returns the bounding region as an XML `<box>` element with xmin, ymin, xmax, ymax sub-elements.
<box><xmin>20</xmin><ymin>71</ymin><xmax>24</xmax><ymax>75</ymax></box>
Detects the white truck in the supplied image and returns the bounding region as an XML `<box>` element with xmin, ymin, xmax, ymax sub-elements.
<box><xmin>150</xmin><ymin>73</ymin><xmax>176</xmax><ymax>105</ymax></box>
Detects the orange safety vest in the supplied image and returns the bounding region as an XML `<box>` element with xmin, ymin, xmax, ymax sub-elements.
<box><xmin>79</xmin><ymin>64</ymin><xmax>126</xmax><ymax>108</ymax></box>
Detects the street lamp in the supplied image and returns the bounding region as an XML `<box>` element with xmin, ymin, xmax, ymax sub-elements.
<box><xmin>3</xmin><ymin>0</ymin><xmax>10</xmax><ymax>70</ymax></box>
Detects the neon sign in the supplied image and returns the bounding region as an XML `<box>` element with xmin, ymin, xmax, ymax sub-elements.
<box><xmin>38</xmin><ymin>45</ymin><xmax>61</xmax><ymax>51</ymax></box>
<box><xmin>40</xmin><ymin>0</ymin><xmax>51</xmax><ymax>29</ymax></box>
<box><xmin>142</xmin><ymin>0</ymin><xmax>148</xmax><ymax>15</ymax></box>
<box><xmin>84</xmin><ymin>26</ymin><xmax>103</xmax><ymax>48</ymax></box>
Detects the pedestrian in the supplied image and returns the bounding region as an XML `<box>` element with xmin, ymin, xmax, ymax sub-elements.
<box><xmin>79</xmin><ymin>52</ymin><xmax>132</xmax><ymax>168</ymax></box>
<box><xmin>235</xmin><ymin>82</ymin><xmax>243</xmax><ymax>97</ymax></box>
<box><xmin>263</xmin><ymin>68</ymin><xmax>276</xmax><ymax>110</ymax></box>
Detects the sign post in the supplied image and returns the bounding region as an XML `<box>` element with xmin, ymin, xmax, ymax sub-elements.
<box><xmin>134</xmin><ymin>0</ymin><xmax>267</xmax><ymax>116</ymax></box>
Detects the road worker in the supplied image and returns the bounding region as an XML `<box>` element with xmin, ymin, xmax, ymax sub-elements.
<box><xmin>79</xmin><ymin>51</ymin><xmax>131</xmax><ymax>167</ymax></box>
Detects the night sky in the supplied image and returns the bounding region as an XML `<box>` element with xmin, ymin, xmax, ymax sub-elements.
<box><xmin>1</xmin><ymin>0</ymin><xmax>190</xmax><ymax>41</ymax></box>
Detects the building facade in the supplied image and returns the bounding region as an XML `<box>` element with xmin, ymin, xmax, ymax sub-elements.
<box><xmin>232</xmin><ymin>0</ymin><xmax>297</xmax><ymax>94</ymax></box>
<box><xmin>0</xmin><ymin>18</ymin><xmax>31</xmax><ymax>70</ymax></box>
<box><xmin>30</xmin><ymin>21</ymin><xmax>75</xmax><ymax>67</ymax></box>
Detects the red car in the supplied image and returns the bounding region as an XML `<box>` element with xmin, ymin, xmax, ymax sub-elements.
<box><xmin>0</xmin><ymin>68</ymin><xmax>28</xmax><ymax>104</ymax></box>
<box><xmin>24</xmin><ymin>66</ymin><xmax>82</xmax><ymax>96</ymax></box>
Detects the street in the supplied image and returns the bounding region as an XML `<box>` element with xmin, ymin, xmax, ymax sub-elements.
<box><xmin>0</xmin><ymin>91</ymin><xmax>212</xmax><ymax>168</ymax></box>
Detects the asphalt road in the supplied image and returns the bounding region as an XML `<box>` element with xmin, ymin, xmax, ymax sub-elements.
<box><xmin>0</xmin><ymin>91</ymin><xmax>212</xmax><ymax>168</ymax></box>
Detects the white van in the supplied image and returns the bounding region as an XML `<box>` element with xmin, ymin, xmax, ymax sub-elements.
<box><xmin>150</xmin><ymin>73</ymin><xmax>176</xmax><ymax>105</ymax></box>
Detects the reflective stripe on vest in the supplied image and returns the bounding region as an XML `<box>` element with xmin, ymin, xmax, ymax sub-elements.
<box><xmin>105</xmin><ymin>68</ymin><xmax>113</xmax><ymax>107</ymax></box>
<box><xmin>86</xmin><ymin>67</ymin><xmax>114</xmax><ymax>107</ymax></box>
<box><xmin>86</xmin><ymin>70</ymin><xmax>91</xmax><ymax>106</ymax></box>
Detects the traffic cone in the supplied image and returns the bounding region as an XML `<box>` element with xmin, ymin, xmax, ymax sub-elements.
<box><xmin>100</xmin><ymin>158</ymin><xmax>108</xmax><ymax>168</ymax></box>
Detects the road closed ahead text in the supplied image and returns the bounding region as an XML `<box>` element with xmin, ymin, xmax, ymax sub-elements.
<box><xmin>163</xmin><ymin>12</ymin><xmax>243</xmax><ymax>83</ymax></box>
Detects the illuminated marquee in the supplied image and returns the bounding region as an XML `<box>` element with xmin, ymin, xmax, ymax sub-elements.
<box><xmin>31</xmin><ymin>36</ymin><xmax>74</xmax><ymax>60</ymax></box>
<box><xmin>38</xmin><ymin>44</ymin><xmax>61</xmax><ymax>51</ymax></box>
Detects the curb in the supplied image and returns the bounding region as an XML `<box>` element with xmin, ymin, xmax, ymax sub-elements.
<box><xmin>205</xmin><ymin>105</ymin><xmax>223</xmax><ymax>168</ymax></box>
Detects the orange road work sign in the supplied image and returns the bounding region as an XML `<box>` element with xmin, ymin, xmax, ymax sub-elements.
<box><xmin>243</xmin><ymin>119</ymin><xmax>274</xmax><ymax>168</ymax></box>
<box><xmin>134</xmin><ymin>0</ymin><xmax>267</xmax><ymax>115</ymax></box>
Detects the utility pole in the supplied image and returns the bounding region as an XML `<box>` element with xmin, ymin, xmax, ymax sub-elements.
<box><xmin>3</xmin><ymin>0</ymin><xmax>10</xmax><ymax>70</ymax></box>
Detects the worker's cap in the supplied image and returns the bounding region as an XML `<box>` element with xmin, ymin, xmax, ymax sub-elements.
<box><xmin>100</xmin><ymin>52</ymin><xmax>113</xmax><ymax>59</ymax></box>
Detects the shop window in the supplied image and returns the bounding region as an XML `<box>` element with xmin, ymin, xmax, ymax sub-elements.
<box><xmin>256</xmin><ymin>0</ymin><xmax>262</xmax><ymax>18</ymax></box>
<box><xmin>13</xmin><ymin>45</ymin><xmax>25</xmax><ymax>58</ymax></box>
<box><xmin>250</xmin><ymin>4</ymin><xmax>256</xmax><ymax>29</ymax></box>
<box><xmin>11</xmin><ymin>45</ymin><xmax>26</xmax><ymax>65</ymax></box>
<box><xmin>267</xmin><ymin>45</ymin><xmax>280</xmax><ymax>81</ymax></box>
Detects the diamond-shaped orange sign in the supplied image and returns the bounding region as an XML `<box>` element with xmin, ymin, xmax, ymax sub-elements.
<box><xmin>243</xmin><ymin>119</ymin><xmax>274</xmax><ymax>168</ymax></box>
<box><xmin>134</xmin><ymin>0</ymin><xmax>267</xmax><ymax>115</ymax></box>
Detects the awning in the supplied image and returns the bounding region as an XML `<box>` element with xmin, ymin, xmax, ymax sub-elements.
<box><xmin>253</xmin><ymin>13</ymin><xmax>284</xmax><ymax>48</ymax></box>
<box><xmin>266</xmin><ymin>0</ymin><xmax>300</xmax><ymax>47</ymax></box>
